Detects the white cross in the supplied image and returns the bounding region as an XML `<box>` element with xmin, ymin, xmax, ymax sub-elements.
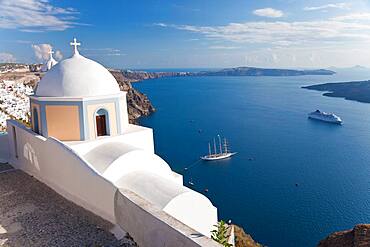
<box><xmin>48</xmin><ymin>48</ymin><xmax>54</xmax><ymax>59</ymax></box>
<box><xmin>70</xmin><ymin>38</ymin><xmax>81</xmax><ymax>55</ymax></box>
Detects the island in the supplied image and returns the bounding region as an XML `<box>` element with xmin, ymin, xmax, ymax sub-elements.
<box><xmin>303</xmin><ymin>80</ymin><xmax>370</xmax><ymax>103</ymax></box>
<box><xmin>117</xmin><ymin>66</ymin><xmax>336</xmax><ymax>80</ymax></box>
<box><xmin>196</xmin><ymin>67</ymin><xmax>335</xmax><ymax>76</ymax></box>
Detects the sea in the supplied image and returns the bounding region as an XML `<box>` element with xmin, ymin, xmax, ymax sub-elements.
<box><xmin>134</xmin><ymin>69</ymin><xmax>370</xmax><ymax>247</ymax></box>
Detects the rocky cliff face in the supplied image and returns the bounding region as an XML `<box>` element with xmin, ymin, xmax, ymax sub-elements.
<box><xmin>109</xmin><ymin>70</ymin><xmax>155</xmax><ymax>123</ymax></box>
<box><xmin>317</xmin><ymin>224</ymin><xmax>370</xmax><ymax>247</ymax></box>
<box><xmin>233</xmin><ymin>225</ymin><xmax>263</xmax><ymax>247</ymax></box>
<box><xmin>119</xmin><ymin>69</ymin><xmax>191</xmax><ymax>83</ymax></box>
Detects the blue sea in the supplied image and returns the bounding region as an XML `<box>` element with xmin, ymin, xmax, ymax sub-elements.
<box><xmin>134</xmin><ymin>70</ymin><xmax>370</xmax><ymax>247</ymax></box>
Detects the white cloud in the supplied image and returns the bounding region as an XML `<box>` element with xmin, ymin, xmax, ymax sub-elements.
<box><xmin>31</xmin><ymin>44</ymin><xmax>52</xmax><ymax>61</ymax></box>
<box><xmin>154</xmin><ymin>23</ymin><xmax>168</xmax><ymax>27</ymax></box>
<box><xmin>209</xmin><ymin>46</ymin><xmax>240</xmax><ymax>50</ymax></box>
<box><xmin>81</xmin><ymin>48</ymin><xmax>125</xmax><ymax>57</ymax></box>
<box><xmin>253</xmin><ymin>8</ymin><xmax>284</xmax><ymax>18</ymax></box>
<box><xmin>0</xmin><ymin>53</ymin><xmax>16</xmax><ymax>63</ymax></box>
<box><xmin>331</xmin><ymin>12</ymin><xmax>370</xmax><ymax>21</ymax></box>
<box><xmin>0</xmin><ymin>0</ymin><xmax>83</xmax><ymax>32</ymax></box>
<box><xmin>155</xmin><ymin>20</ymin><xmax>370</xmax><ymax>47</ymax></box>
<box><xmin>16</xmin><ymin>40</ymin><xmax>31</xmax><ymax>44</ymax></box>
<box><xmin>304</xmin><ymin>3</ymin><xmax>351</xmax><ymax>11</ymax></box>
<box><xmin>31</xmin><ymin>44</ymin><xmax>63</xmax><ymax>61</ymax></box>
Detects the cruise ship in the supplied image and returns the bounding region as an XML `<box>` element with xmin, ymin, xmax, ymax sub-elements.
<box><xmin>308</xmin><ymin>110</ymin><xmax>342</xmax><ymax>124</ymax></box>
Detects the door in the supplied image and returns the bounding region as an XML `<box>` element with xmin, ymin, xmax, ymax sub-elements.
<box><xmin>96</xmin><ymin>115</ymin><xmax>107</xmax><ymax>136</ymax></box>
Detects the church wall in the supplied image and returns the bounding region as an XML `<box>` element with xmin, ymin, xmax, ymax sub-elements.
<box><xmin>6</xmin><ymin>120</ymin><xmax>117</xmax><ymax>223</ymax></box>
<box><xmin>119</xmin><ymin>97</ymin><xmax>130</xmax><ymax>132</ymax></box>
<box><xmin>115</xmin><ymin>189</ymin><xmax>222</xmax><ymax>247</ymax></box>
<box><xmin>45</xmin><ymin>105</ymin><xmax>81</xmax><ymax>141</ymax></box>
<box><xmin>30</xmin><ymin>98</ymin><xmax>85</xmax><ymax>141</ymax></box>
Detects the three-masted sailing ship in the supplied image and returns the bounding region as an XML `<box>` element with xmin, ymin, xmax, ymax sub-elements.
<box><xmin>201</xmin><ymin>135</ymin><xmax>236</xmax><ymax>161</ymax></box>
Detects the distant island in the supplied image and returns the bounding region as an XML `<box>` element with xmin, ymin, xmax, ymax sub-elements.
<box><xmin>118</xmin><ymin>67</ymin><xmax>336</xmax><ymax>80</ymax></box>
<box><xmin>303</xmin><ymin>80</ymin><xmax>370</xmax><ymax>104</ymax></box>
<box><xmin>196</xmin><ymin>67</ymin><xmax>336</xmax><ymax>76</ymax></box>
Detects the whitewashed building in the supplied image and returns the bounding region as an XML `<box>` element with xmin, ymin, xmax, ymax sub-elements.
<box><xmin>0</xmin><ymin>39</ymin><xmax>220</xmax><ymax>247</ymax></box>
<box><xmin>41</xmin><ymin>48</ymin><xmax>58</xmax><ymax>72</ymax></box>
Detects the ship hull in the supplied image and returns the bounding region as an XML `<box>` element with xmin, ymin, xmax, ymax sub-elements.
<box><xmin>308</xmin><ymin>115</ymin><xmax>342</xmax><ymax>124</ymax></box>
<box><xmin>201</xmin><ymin>152</ymin><xmax>237</xmax><ymax>161</ymax></box>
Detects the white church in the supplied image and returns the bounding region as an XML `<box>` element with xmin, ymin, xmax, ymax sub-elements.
<box><xmin>0</xmin><ymin>39</ymin><xmax>222</xmax><ymax>247</ymax></box>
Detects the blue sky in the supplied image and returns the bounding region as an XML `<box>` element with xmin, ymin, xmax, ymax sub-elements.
<box><xmin>1</xmin><ymin>0</ymin><xmax>370</xmax><ymax>69</ymax></box>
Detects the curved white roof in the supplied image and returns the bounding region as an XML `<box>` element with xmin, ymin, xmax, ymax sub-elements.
<box><xmin>35</xmin><ymin>53</ymin><xmax>120</xmax><ymax>97</ymax></box>
<box><xmin>116</xmin><ymin>171</ymin><xmax>217</xmax><ymax>237</ymax></box>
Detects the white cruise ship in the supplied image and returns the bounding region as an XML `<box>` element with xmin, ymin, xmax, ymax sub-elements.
<box><xmin>308</xmin><ymin>110</ymin><xmax>342</xmax><ymax>124</ymax></box>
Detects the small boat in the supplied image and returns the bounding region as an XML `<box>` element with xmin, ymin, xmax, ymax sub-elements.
<box><xmin>201</xmin><ymin>135</ymin><xmax>237</xmax><ymax>161</ymax></box>
<box><xmin>308</xmin><ymin>110</ymin><xmax>342</xmax><ymax>124</ymax></box>
<box><xmin>188</xmin><ymin>178</ymin><xmax>194</xmax><ymax>186</ymax></box>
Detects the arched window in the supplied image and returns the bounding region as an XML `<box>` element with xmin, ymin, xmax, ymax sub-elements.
<box><xmin>33</xmin><ymin>108</ymin><xmax>40</xmax><ymax>134</ymax></box>
<box><xmin>95</xmin><ymin>109</ymin><xmax>109</xmax><ymax>137</ymax></box>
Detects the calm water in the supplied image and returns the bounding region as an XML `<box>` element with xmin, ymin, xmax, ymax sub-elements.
<box><xmin>135</xmin><ymin>71</ymin><xmax>370</xmax><ymax>247</ymax></box>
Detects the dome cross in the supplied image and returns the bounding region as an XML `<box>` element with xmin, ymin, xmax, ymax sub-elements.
<box><xmin>48</xmin><ymin>48</ymin><xmax>54</xmax><ymax>59</ymax></box>
<box><xmin>70</xmin><ymin>38</ymin><xmax>81</xmax><ymax>55</ymax></box>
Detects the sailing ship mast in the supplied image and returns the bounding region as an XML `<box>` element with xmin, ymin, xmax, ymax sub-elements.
<box><xmin>213</xmin><ymin>138</ymin><xmax>217</xmax><ymax>155</ymax></box>
<box><xmin>218</xmin><ymin>135</ymin><xmax>223</xmax><ymax>154</ymax></box>
<box><xmin>223</xmin><ymin>138</ymin><xmax>228</xmax><ymax>154</ymax></box>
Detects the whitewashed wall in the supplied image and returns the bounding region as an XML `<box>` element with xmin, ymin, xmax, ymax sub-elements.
<box><xmin>6</xmin><ymin>120</ymin><xmax>221</xmax><ymax>247</ymax></box>
<box><xmin>6</xmin><ymin>120</ymin><xmax>117</xmax><ymax>223</ymax></box>
<box><xmin>0</xmin><ymin>133</ymin><xmax>9</xmax><ymax>163</ymax></box>
<box><xmin>115</xmin><ymin>189</ymin><xmax>222</xmax><ymax>247</ymax></box>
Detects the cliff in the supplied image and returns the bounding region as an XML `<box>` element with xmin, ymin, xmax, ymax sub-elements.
<box><xmin>119</xmin><ymin>69</ymin><xmax>191</xmax><ymax>83</ymax></box>
<box><xmin>317</xmin><ymin>224</ymin><xmax>370</xmax><ymax>247</ymax></box>
<box><xmin>233</xmin><ymin>225</ymin><xmax>263</xmax><ymax>247</ymax></box>
<box><xmin>109</xmin><ymin>70</ymin><xmax>155</xmax><ymax>122</ymax></box>
<box><xmin>303</xmin><ymin>80</ymin><xmax>370</xmax><ymax>104</ymax></box>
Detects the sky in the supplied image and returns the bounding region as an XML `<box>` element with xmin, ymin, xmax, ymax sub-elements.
<box><xmin>1</xmin><ymin>0</ymin><xmax>370</xmax><ymax>69</ymax></box>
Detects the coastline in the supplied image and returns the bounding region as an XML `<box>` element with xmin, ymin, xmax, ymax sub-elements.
<box><xmin>302</xmin><ymin>80</ymin><xmax>370</xmax><ymax>104</ymax></box>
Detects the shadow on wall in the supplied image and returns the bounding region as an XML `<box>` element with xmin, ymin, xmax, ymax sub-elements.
<box><xmin>23</xmin><ymin>142</ymin><xmax>40</xmax><ymax>171</ymax></box>
<box><xmin>0</xmin><ymin>133</ymin><xmax>9</xmax><ymax>163</ymax></box>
